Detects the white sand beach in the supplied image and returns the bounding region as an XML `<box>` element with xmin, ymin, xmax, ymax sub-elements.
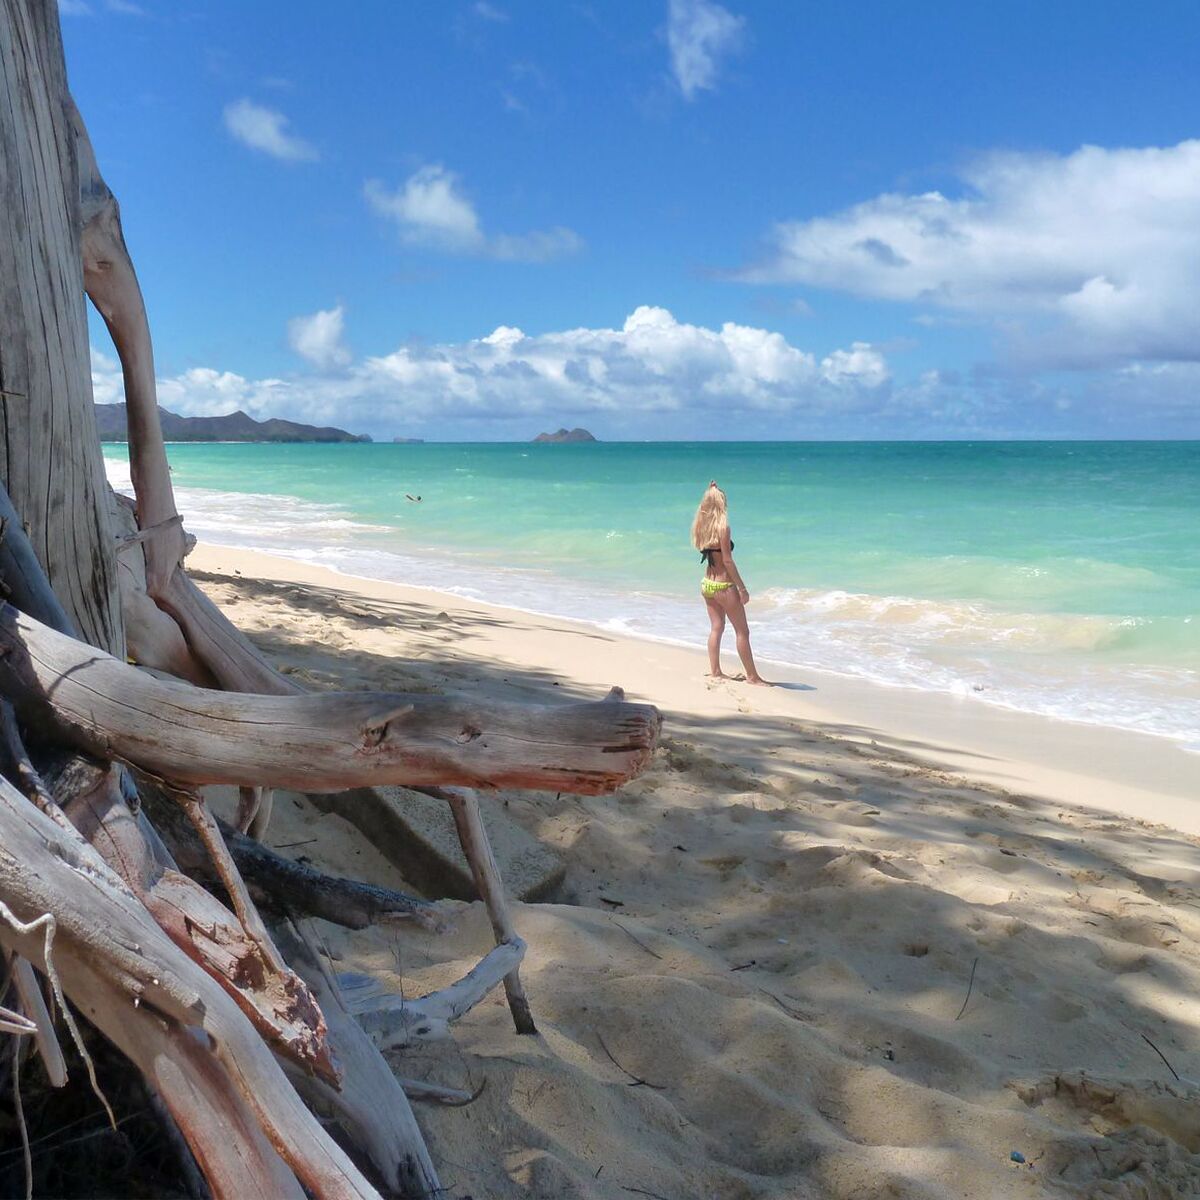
<box><xmin>191</xmin><ymin>541</ymin><xmax>1200</xmax><ymax>1199</ymax></box>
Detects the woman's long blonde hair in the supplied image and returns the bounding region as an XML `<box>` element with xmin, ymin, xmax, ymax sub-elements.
<box><xmin>691</xmin><ymin>482</ymin><xmax>728</xmax><ymax>551</ymax></box>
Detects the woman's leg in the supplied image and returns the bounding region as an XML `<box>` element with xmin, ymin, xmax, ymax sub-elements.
<box><xmin>704</xmin><ymin>594</ymin><xmax>727</xmax><ymax>676</ymax></box>
<box><xmin>721</xmin><ymin>591</ymin><xmax>771</xmax><ymax>685</ymax></box>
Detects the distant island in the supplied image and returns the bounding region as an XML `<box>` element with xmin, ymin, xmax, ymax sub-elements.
<box><xmin>95</xmin><ymin>404</ymin><xmax>370</xmax><ymax>444</ymax></box>
<box><xmin>533</xmin><ymin>427</ymin><xmax>597</xmax><ymax>444</ymax></box>
<box><xmin>391</xmin><ymin>437</ymin><xmax>425</xmax><ymax>444</ymax></box>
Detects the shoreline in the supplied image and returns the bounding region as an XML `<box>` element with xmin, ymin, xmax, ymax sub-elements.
<box><xmin>190</xmin><ymin>541</ymin><xmax>1200</xmax><ymax>833</ymax></box>
<box><xmin>187</xmin><ymin>538</ymin><xmax>1200</xmax><ymax>1197</ymax></box>
<box><xmin>103</xmin><ymin>445</ymin><xmax>1199</xmax><ymax>751</ymax></box>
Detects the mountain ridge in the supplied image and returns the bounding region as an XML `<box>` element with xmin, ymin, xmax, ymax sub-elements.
<box><xmin>95</xmin><ymin>404</ymin><xmax>370</xmax><ymax>443</ymax></box>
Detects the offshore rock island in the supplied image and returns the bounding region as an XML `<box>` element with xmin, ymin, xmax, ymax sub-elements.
<box><xmin>532</xmin><ymin>427</ymin><xmax>597</xmax><ymax>443</ymax></box>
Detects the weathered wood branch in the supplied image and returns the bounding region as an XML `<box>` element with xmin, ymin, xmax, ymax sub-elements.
<box><xmin>141</xmin><ymin>785</ymin><xmax>444</xmax><ymax>932</ymax></box>
<box><xmin>107</xmin><ymin>490</ymin><xmax>215</xmax><ymax>686</ymax></box>
<box><xmin>0</xmin><ymin>604</ymin><xmax>662</xmax><ymax>794</ymax></box>
<box><xmin>276</xmin><ymin>921</ymin><xmax>443</xmax><ymax>1199</ymax></box>
<box><xmin>53</xmin><ymin>758</ymin><xmax>336</xmax><ymax>1083</ymax></box>
<box><xmin>439</xmin><ymin>785</ymin><xmax>536</xmax><ymax>1034</ymax></box>
<box><xmin>339</xmin><ymin>937</ymin><xmax>526</xmax><ymax>1051</ymax></box>
<box><xmin>11</xmin><ymin>956</ymin><xmax>66</xmax><ymax>1087</ymax></box>
<box><xmin>0</xmin><ymin>486</ymin><xmax>76</xmax><ymax>638</ymax></box>
<box><xmin>72</xmin><ymin>107</ymin><xmax>297</xmax><ymax>695</ymax></box>
<box><xmin>75</xmin><ymin>968</ymin><xmax>305</xmax><ymax>1200</ymax></box>
<box><xmin>0</xmin><ymin>774</ymin><xmax>381</xmax><ymax>1200</ymax></box>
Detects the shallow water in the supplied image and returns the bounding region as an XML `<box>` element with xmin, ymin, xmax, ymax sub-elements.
<box><xmin>104</xmin><ymin>440</ymin><xmax>1200</xmax><ymax>744</ymax></box>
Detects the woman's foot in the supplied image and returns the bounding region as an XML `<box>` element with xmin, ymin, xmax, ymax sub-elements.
<box><xmin>745</xmin><ymin>674</ymin><xmax>774</xmax><ymax>687</ymax></box>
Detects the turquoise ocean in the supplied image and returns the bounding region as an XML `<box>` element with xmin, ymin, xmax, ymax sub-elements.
<box><xmin>103</xmin><ymin>441</ymin><xmax>1200</xmax><ymax>746</ymax></box>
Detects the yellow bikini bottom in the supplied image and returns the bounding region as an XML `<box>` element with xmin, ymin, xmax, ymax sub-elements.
<box><xmin>701</xmin><ymin>578</ymin><xmax>733</xmax><ymax>598</ymax></box>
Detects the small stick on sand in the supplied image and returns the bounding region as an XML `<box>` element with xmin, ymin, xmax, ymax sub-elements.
<box><xmin>759</xmin><ymin>988</ymin><xmax>807</xmax><ymax>1020</ymax></box>
<box><xmin>597</xmin><ymin>1032</ymin><xmax>665</xmax><ymax>1090</ymax></box>
<box><xmin>955</xmin><ymin>956</ymin><xmax>980</xmax><ymax>1021</ymax></box>
<box><xmin>1141</xmin><ymin>1032</ymin><xmax>1182</xmax><ymax>1081</ymax></box>
<box><xmin>612</xmin><ymin>920</ymin><xmax>663</xmax><ymax>960</ymax></box>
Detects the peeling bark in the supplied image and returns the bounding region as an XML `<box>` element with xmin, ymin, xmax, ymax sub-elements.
<box><xmin>0</xmin><ymin>774</ymin><xmax>380</xmax><ymax>1200</ymax></box>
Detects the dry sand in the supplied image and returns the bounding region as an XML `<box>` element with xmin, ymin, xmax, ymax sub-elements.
<box><xmin>192</xmin><ymin>543</ymin><xmax>1200</xmax><ymax>1199</ymax></box>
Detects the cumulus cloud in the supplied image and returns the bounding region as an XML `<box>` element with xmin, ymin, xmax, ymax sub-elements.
<box><xmin>739</xmin><ymin>140</ymin><xmax>1200</xmax><ymax>367</ymax></box>
<box><xmin>365</xmin><ymin>166</ymin><xmax>482</xmax><ymax>252</ymax></box>
<box><xmin>223</xmin><ymin>98</ymin><xmax>318</xmax><ymax>163</ymax></box>
<box><xmin>287</xmin><ymin>305</ymin><xmax>350</xmax><ymax>368</ymax></box>
<box><xmin>365</xmin><ymin>164</ymin><xmax>582</xmax><ymax>261</ymax></box>
<box><xmin>91</xmin><ymin>349</ymin><xmax>290</xmax><ymax>418</ymax></box>
<box><xmin>92</xmin><ymin>307</ymin><xmax>888</xmax><ymax>434</ymax></box>
<box><xmin>90</xmin><ymin>350</ymin><xmax>125</xmax><ymax>404</ymax></box>
<box><xmin>667</xmin><ymin>0</ymin><xmax>744</xmax><ymax>100</ymax></box>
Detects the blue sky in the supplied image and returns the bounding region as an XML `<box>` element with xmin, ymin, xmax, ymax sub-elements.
<box><xmin>65</xmin><ymin>0</ymin><xmax>1200</xmax><ymax>440</ymax></box>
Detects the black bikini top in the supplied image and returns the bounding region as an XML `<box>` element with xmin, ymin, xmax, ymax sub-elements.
<box><xmin>700</xmin><ymin>538</ymin><xmax>733</xmax><ymax>565</ymax></box>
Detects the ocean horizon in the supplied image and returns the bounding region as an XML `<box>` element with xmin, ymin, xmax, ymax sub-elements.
<box><xmin>103</xmin><ymin>439</ymin><xmax>1199</xmax><ymax>748</ymax></box>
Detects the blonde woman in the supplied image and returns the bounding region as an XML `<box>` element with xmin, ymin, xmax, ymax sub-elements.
<box><xmin>691</xmin><ymin>481</ymin><xmax>770</xmax><ymax>685</ymax></box>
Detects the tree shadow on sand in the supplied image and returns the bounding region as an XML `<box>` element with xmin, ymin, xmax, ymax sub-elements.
<box><xmin>186</xmin><ymin>570</ymin><xmax>1200</xmax><ymax>1199</ymax></box>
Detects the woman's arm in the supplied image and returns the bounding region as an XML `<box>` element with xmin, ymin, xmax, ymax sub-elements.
<box><xmin>720</xmin><ymin>529</ymin><xmax>750</xmax><ymax>602</ymax></box>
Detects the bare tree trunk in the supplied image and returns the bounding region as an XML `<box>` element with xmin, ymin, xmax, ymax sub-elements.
<box><xmin>0</xmin><ymin>3</ymin><xmax>664</xmax><ymax>1195</ymax></box>
<box><xmin>0</xmin><ymin>0</ymin><xmax>122</xmax><ymax>656</ymax></box>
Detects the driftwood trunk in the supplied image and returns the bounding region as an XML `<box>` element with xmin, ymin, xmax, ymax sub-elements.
<box><xmin>0</xmin><ymin>603</ymin><xmax>662</xmax><ymax>794</ymax></box>
<box><xmin>0</xmin><ymin>774</ymin><xmax>380</xmax><ymax>1199</ymax></box>
<box><xmin>0</xmin><ymin>3</ymin><xmax>664</xmax><ymax>1195</ymax></box>
<box><xmin>0</xmin><ymin>0</ymin><xmax>122</xmax><ymax>657</ymax></box>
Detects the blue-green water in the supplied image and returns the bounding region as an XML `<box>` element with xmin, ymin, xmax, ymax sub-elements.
<box><xmin>104</xmin><ymin>441</ymin><xmax>1200</xmax><ymax>743</ymax></box>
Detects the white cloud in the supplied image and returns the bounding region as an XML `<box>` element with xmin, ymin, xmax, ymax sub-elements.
<box><xmin>90</xmin><ymin>349</ymin><xmax>289</xmax><ymax>418</ymax></box>
<box><xmin>365</xmin><ymin>164</ymin><xmax>582</xmax><ymax>261</ymax></box>
<box><xmin>473</xmin><ymin>1</ymin><xmax>508</xmax><ymax>20</ymax></box>
<box><xmin>57</xmin><ymin>0</ymin><xmax>92</xmax><ymax>14</ymax></box>
<box><xmin>157</xmin><ymin>369</ymin><xmax>292</xmax><ymax>418</ymax></box>
<box><xmin>365</xmin><ymin>166</ymin><xmax>482</xmax><ymax>252</ymax></box>
<box><xmin>223</xmin><ymin>98</ymin><xmax>318</xmax><ymax>163</ymax></box>
<box><xmin>90</xmin><ymin>349</ymin><xmax>124</xmax><ymax>403</ymax></box>
<box><xmin>740</xmin><ymin>140</ymin><xmax>1200</xmax><ymax>367</ymax></box>
<box><xmin>287</xmin><ymin>305</ymin><xmax>350</xmax><ymax>368</ymax></box>
<box><xmin>667</xmin><ymin>0</ymin><xmax>743</xmax><ymax>100</ymax></box>
<box><xmin>91</xmin><ymin>307</ymin><xmax>887</xmax><ymax>433</ymax></box>
<box><xmin>820</xmin><ymin>342</ymin><xmax>890</xmax><ymax>389</ymax></box>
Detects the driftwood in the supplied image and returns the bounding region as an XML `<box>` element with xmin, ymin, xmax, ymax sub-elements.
<box><xmin>440</xmin><ymin>785</ymin><xmax>536</xmax><ymax>1034</ymax></box>
<box><xmin>0</xmin><ymin>604</ymin><xmax>661</xmax><ymax>794</ymax></box>
<box><xmin>0</xmin><ymin>479</ymin><xmax>445</xmax><ymax>1192</ymax></box>
<box><xmin>339</xmin><ymin>938</ymin><xmax>527</xmax><ymax>1051</ymax></box>
<box><xmin>140</xmin><ymin>784</ymin><xmax>444</xmax><ymax>932</ymax></box>
<box><xmin>11</xmin><ymin>955</ymin><xmax>66</xmax><ymax>1087</ymax></box>
<box><xmin>276</xmin><ymin>921</ymin><xmax>443</xmax><ymax>1198</ymax></box>
<box><xmin>0</xmin><ymin>0</ymin><xmax>122</xmax><ymax>658</ymax></box>
<box><xmin>38</xmin><ymin>729</ymin><xmax>335</xmax><ymax>1083</ymax></box>
<box><xmin>0</xmin><ymin>774</ymin><xmax>379</xmax><ymax>1199</ymax></box>
<box><xmin>236</xmin><ymin>784</ymin><xmax>274</xmax><ymax>840</ymax></box>
<box><xmin>73</xmin><ymin>100</ymin><xmax>291</xmax><ymax>696</ymax></box>
<box><xmin>1</xmin><ymin>4</ymin><xmax>667</xmax><ymax>1193</ymax></box>
<box><xmin>107</xmin><ymin>490</ymin><xmax>215</xmax><ymax>687</ymax></box>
